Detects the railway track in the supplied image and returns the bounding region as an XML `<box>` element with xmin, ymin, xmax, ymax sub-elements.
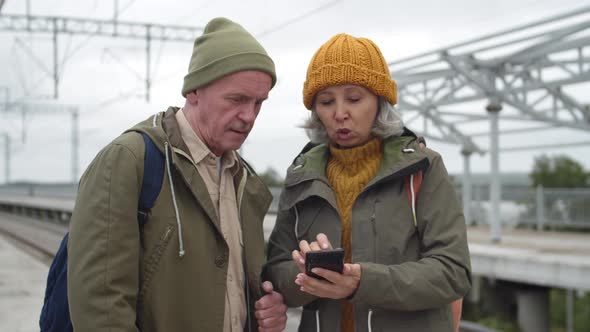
<box><xmin>0</xmin><ymin>212</ymin><xmax>66</xmax><ymax>263</ymax></box>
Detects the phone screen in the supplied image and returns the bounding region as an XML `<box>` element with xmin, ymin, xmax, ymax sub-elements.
<box><xmin>305</xmin><ymin>248</ymin><xmax>344</xmax><ymax>281</ymax></box>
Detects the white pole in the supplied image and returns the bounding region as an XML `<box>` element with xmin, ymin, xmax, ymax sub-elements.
<box><xmin>487</xmin><ymin>100</ymin><xmax>502</xmax><ymax>242</ymax></box>
<box><xmin>461</xmin><ymin>148</ymin><xmax>472</xmax><ymax>225</ymax></box>
<box><xmin>536</xmin><ymin>185</ymin><xmax>545</xmax><ymax>231</ymax></box>
<box><xmin>566</xmin><ymin>289</ymin><xmax>574</xmax><ymax>332</ymax></box>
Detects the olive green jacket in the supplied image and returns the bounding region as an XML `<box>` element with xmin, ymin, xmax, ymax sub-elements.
<box><xmin>68</xmin><ymin>107</ymin><xmax>272</xmax><ymax>332</ymax></box>
<box><xmin>264</xmin><ymin>136</ymin><xmax>471</xmax><ymax>332</ymax></box>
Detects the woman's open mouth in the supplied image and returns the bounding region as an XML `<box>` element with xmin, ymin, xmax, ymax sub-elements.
<box><xmin>336</xmin><ymin>128</ymin><xmax>352</xmax><ymax>139</ymax></box>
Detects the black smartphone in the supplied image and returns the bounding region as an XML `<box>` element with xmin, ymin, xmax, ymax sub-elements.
<box><xmin>305</xmin><ymin>248</ymin><xmax>345</xmax><ymax>281</ymax></box>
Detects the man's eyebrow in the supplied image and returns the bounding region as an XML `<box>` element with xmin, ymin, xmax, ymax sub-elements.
<box><xmin>225</xmin><ymin>93</ymin><xmax>268</xmax><ymax>101</ymax></box>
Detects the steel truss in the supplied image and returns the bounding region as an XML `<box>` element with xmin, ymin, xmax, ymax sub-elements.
<box><xmin>0</xmin><ymin>13</ymin><xmax>202</xmax><ymax>101</ymax></box>
<box><xmin>389</xmin><ymin>6</ymin><xmax>590</xmax><ymax>242</ymax></box>
<box><xmin>390</xmin><ymin>6</ymin><xmax>590</xmax><ymax>153</ymax></box>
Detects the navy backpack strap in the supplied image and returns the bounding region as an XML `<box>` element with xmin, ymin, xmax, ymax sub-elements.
<box><xmin>138</xmin><ymin>133</ymin><xmax>165</xmax><ymax>225</ymax></box>
<box><xmin>39</xmin><ymin>233</ymin><xmax>72</xmax><ymax>332</ymax></box>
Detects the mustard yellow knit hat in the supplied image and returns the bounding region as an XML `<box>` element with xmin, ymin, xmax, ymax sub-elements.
<box><xmin>303</xmin><ymin>33</ymin><xmax>397</xmax><ymax>110</ymax></box>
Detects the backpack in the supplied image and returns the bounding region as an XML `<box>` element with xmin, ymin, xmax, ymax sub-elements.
<box><xmin>39</xmin><ymin>132</ymin><xmax>165</xmax><ymax>332</ymax></box>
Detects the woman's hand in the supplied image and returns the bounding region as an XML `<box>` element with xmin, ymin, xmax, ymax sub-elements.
<box><xmin>294</xmin><ymin>263</ymin><xmax>361</xmax><ymax>300</ymax></box>
<box><xmin>291</xmin><ymin>233</ymin><xmax>333</xmax><ymax>273</ymax></box>
<box><xmin>290</xmin><ymin>233</ymin><xmax>362</xmax><ymax>299</ymax></box>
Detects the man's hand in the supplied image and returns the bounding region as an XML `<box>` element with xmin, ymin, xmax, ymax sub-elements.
<box><xmin>255</xmin><ymin>281</ymin><xmax>287</xmax><ymax>332</ymax></box>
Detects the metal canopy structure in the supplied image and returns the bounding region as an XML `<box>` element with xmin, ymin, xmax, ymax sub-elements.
<box><xmin>389</xmin><ymin>6</ymin><xmax>590</xmax><ymax>241</ymax></box>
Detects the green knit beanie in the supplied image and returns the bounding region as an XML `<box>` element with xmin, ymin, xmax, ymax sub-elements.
<box><xmin>181</xmin><ymin>17</ymin><xmax>277</xmax><ymax>97</ymax></box>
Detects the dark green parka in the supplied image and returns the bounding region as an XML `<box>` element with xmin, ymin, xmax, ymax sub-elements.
<box><xmin>264</xmin><ymin>135</ymin><xmax>471</xmax><ymax>332</ymax></box>
<box><xmin>68</xmin><ymin>108</ymin><xmax>272</xmax><ymax>332</ymax></box>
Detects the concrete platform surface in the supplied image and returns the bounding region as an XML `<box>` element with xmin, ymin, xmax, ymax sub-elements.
<box><xmin>3</xmin><ymin>212</ymin><xmax>590</xmax><ymax>331</ymax></box>
<box><xmin>0</xmin><ymin>234</ymin><xmax>48</xmax><ymax>332</ymax></box>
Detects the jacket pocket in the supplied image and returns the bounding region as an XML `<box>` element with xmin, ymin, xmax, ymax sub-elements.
<box><xmin>139</xmin><ymin>223</ymin><xmax>175</xmax><ymax>297</ymax></box>
<box><xmin>372</xmin><ymin>193</ymin><xmax>420</xmax><ymax>264</ymax></box>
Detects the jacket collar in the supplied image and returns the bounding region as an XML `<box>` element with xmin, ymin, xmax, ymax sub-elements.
<box><xmin>280</xmin><ymin>135</ymin><xmax>429</xmax><ymax>212</ymax></box>
<box><xmin>161</xmin><ymin>106</ymin><xmax>191</xmax><ymax>156</ymax></box>
<box><xmin>285</xmin><ymin>135</ymin><xmax>429</xmax><ymax>188</ymax></box>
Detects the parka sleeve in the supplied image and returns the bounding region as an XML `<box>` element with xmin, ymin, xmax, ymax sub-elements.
<box><xmin>263</xmin><ymin>206</ymin><xmax>317</xmax><ymax>308</ymax></box>
<box><xmin>350</xmin><ymin>153</ymin><xmax>472</xmax><ymax>311</ymax></box>
<box><xmin>68</xmin><ymin>138</ymin><xmax>143</xmax><ymax>332</ymax></box>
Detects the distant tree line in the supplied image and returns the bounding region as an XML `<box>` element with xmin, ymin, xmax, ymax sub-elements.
<box><xmin>530</xmin><ymin>155</ymin><xmax>589</xmax><ymax>188</ymax></box>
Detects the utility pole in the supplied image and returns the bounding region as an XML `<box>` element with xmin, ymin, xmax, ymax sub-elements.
<box><xmin>26</xmin><ymin>0</ymin><xmax>31</xmax><ymax>30</ymax></box>
<box><xmin>2</xmin><ymin>133</ymin><xmax>10</xmax><ymax>183</ymax></box>
<box><xmin>0</xmin><ymin>87</ymin><xmax>9</xmax><ymax>111</ymax></box>
<box><xmin>5</xmin><ymin>101</ymin><xmax>80</xmax><ymax>182</ymax></box>
<box><xmin>0</xmin><ymin>13</ymin><xmax>202</xmax><ymax>102</ymax></box>
<box><xmin>71</xmin><ymin>110</ymin><xmax>79</xmax><ymax>183</ymax></box>
<box><xmin>114</xmin><ymin>0</ymin><xmax>119</xmax><ymax>35</ymax></box>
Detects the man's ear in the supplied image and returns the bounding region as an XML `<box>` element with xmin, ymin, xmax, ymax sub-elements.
<box><xmin>186</xmin><ymin>91</ymin><xmax>199</xmax><ymax>104</ymax></box>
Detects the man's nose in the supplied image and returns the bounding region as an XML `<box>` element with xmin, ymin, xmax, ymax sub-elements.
<box><xmin>239</xmin><ymin>103</ymin><xmax>258</xmax><ymax>123</ymax></box>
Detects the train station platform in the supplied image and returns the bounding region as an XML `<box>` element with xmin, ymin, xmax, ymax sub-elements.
<box><xmin>0</xmin><ymin>232</ymin><xmax>48</xmax><ymax>332</ymax></box>
<box><xmin>2</xmin><ymin>208</ymin><xmax>589</xmax><ymax>331</ymax></box>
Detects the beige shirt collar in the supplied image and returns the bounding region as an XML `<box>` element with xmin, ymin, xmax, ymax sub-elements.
<box><xmin>175</xmin><ymin>109</ymin><xmax>240</xmax><ymax>175</ymax></box>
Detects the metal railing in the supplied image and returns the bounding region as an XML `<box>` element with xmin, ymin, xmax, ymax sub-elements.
<box><xmin>1</xmin><ymin>183</ymin><xmax>589</xmax><ymax>230</ymax></box>
<box><xmin>462</xmin><ymin>185</ymin><xmax>590</xmax><ymax>230</ymax></box>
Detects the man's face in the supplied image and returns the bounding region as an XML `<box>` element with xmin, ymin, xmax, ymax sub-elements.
<box><xmin>188</xmin><ymin>70</ymin><xmax>272</xmax><ymax>156</ymax></box>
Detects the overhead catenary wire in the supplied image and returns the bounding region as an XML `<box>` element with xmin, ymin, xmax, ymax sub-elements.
<box><xmin>256</xmin><ymin>0</ymin><xmax>345</xmax><ymax>38</ymax></box>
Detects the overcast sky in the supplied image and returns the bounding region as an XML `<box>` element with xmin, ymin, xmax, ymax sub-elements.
<box><xmin>1</xmin><ymin>0</ymin><xmax>589</xmax><ymax>183</ymax></box>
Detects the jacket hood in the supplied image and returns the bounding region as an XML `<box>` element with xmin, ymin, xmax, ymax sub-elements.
<box><xmin>123</xmin><ymin>106</ymin><xmax>191</xmax><ymax>257</ymax></box>
<box><xmin>125</xmin><ymin>106</ymin><xmax>185</xmax><ymax>156</ymax></box>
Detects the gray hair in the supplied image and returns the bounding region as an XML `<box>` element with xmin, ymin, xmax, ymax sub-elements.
<box><xmin>302</xmin><ymin>97</ymin><xmax>404</xmax><ymax>145</ymax></box>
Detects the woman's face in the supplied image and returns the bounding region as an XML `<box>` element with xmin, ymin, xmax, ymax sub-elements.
<box><xmin>314</xmin><ymin>84</ymin><xmax>379</xmax><ymax>148</ymax></box>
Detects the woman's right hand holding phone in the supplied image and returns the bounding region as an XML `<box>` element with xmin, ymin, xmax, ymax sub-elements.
<box><xmin>291</xmin><ymin>233</ymin><xmax>334</xmax><ymax>273</ymax></box>
<box><xmin>291</xmin><ymin>233</ymin><xmax>361</xmax><ymax>300</ymax></box>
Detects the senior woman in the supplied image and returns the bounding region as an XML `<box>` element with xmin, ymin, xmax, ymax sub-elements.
<box><xmin>263</xmin><ymin>33</ymin><xmax>471</xmax><ymax>332</ymax></box>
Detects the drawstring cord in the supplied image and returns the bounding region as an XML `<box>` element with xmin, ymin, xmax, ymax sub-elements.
<box><xmin>165</xmin><ymin>142</ymin><xmax>185</xmax><ymax>257</ymax></box>
<box><xmin>294</xmin><ymin>205</ymin><xmax>300</xmax><ymax>239</ymax></box>
<box><xmin>410</xmin><ymin>173</ymin><xmax>417</xmax><ymax>227</ymax></box>
<box><xmin>315</xmin><ymin>310</ymin><xmax>320</xmax><ymax>332</ymax></box>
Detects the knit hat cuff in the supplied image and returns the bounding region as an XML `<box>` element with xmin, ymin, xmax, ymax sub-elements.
<box><xmin>182</xmin><ymin>52</ymin><xmax>276</xmax><ymax>97</ymax></box>
<box><xmin>303</xmin><ymin>63</ymin><xmax>397</xmax><ymax>109</ymax></box>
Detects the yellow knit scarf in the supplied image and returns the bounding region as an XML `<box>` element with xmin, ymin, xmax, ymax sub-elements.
<box><xmin>327</xmin><ymin>137</ymin><xmax>382</xmax><ymax>332</ymax></box>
